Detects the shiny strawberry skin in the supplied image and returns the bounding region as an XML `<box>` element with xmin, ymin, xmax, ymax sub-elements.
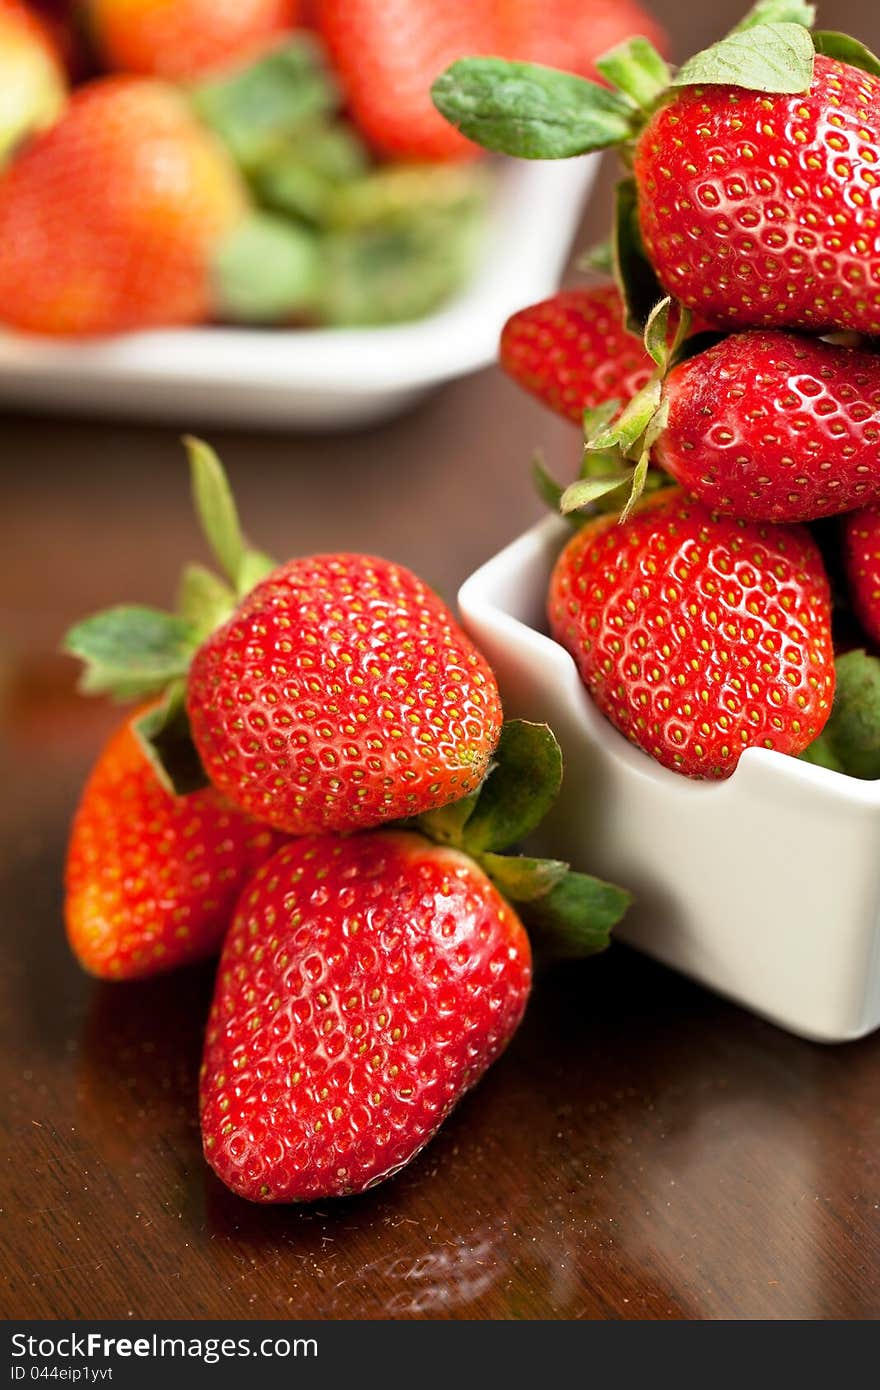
<box><xmin>843</xmin><ymin>503</ymin><xmax>880</xmax><ymax>646</ymax></box>
<box><xmin>86</xmin><ymin>0</ymin><xmax>299</xmax><ymax>79</ymax></box>
<box><xmin>500</xmin><ymin>284</ymin><xmax>655</xmax><ymax>425</ymax></box>
<box><xmin>656</xmin><ymin>331</ymin><xmax>880</xmax><ymax>523</ymax></box>
<box><xmin>316</xmin><ymin>0</ymin><xmax>496</xmax><ymax>160</ymax></box>
<box><xmin>65</xmin><ymin>712</ymin><xmax>284</xmax><ymax>980</ymax></box>
<box><xmin>0</xmin><ymin>76</ymin><xmax>248</xmax><ymax>335</ymax></box>
<box><xmin>634</xmin><ymin>56</ymin><xmax>880</xmax><ymax>333</ymax></box>
<box><xmin>548</xmin><ymin>490</ymin><xmax>834</xmax><ymax>779</ymax></box>
<box><xmin>200</xmin><ymin>831</ymin><xmax>532</xmax><ymax>1201</ymax></box>
<box><xmin>186</xmin><ymin>554</ymin><xmax>503</xmax><ymax>836</ymax></box>
<box><xmin>494</xmin><ymin>0</ymin><xmax>667</xmax><ymax>79</ymax></box>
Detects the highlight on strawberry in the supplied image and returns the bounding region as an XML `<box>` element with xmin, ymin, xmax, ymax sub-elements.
<box><xmin>62</xmin><ymin>439</ymin><xmax>632</xmax><ymax>1200</ymax></box>
<box><xmin>433</xmin><ymin>0</ymin><xmax>880</xmax><ymax>336</ymax></box>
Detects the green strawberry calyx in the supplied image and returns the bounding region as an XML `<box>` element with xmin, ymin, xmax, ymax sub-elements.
<box><xmin>531</xmin><ymin>298</ymin><xmax>695</xmax><ymax>528</ymax></box>
<box><xmin>409</xmin><ymin>719</ymin><xmax>632</xmax><ymax>960</ymax></box>
<box><xmin>432</xmin><ymin>1</ymin><xmax>880</xmax><ymax>330</ymax></box>
<box><xmin>63</xmin><ymin>437</ymin><xmax>275</xmax><ymax>792</ymax></box>
<box><xmin>801</xmin><ymin>650</ymin><xmax>880</xmax><ymax>779</ymax></box>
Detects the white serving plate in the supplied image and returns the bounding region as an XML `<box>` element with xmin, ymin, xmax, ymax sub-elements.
<box><xmin>0</xmin><ymin>157</ymin><xmax>597</xmax><ymax>430</ymax></box>
<box><xmin>459</xmin><ymin>516</ymin><xmax>880</xmax><ymax>1044</ymax></box>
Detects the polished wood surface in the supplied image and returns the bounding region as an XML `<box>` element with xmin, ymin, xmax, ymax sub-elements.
<box><xmin>3</xmin><ymin>0</ymin><xmax>880</xmax><ymax>1321</ymax></box>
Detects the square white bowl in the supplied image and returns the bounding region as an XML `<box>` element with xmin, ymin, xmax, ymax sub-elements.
<box><xmin>458</xmin><ymin>516</ymin><xmax>880</xmax><ymax>1043</ymax></box>
<box><xmin>0</xmin><ymin>157</ymin><xmax>598</xmax><ymax>430</ymax></box>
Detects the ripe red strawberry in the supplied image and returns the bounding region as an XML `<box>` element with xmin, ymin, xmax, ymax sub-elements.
<box><xmin>633</xmin><ymin>55</ymin><xmax>880</xmax><ymax>334</ymax></box>
<box><xmin>0</xmin><ymin>76</ymin><xmax>249</xmax><ymax>335</ymax></box>
<box><xmin>650</xmin><ymin>331</ymin><xmax>880</xmax><ymax>523</ymax></box>
<box><xmin>843</xmin><ymin>503</ymin><xmax>880</xmax><ymax>647</ymax></box>
<box><xmin>316</xmin><ymin>0</ymin><xmax>497</xmax><ymax>160</ymax></box>
<box><xmin>186</xmin><ymin>552</ymin><xmax>503</xmax><ymax>835</ymax></box>
<box><xmin>433</xmin><ymin>13</ymin><xmax>880</xmax><ymax>337</ymax></box>
<box><xmin>85</xmin><ymin>0</ymin><xmax>299</xmax><ymax>79</ymax></box>
<box><xmin>548</xmin><ymin>489</ymin><xmax>835</xmax><ymax>779</ymax></box>
<box><xmin>200</xmin><ymin>830</ymin><xmax>532</xmax><ymax>1201</ymax></box>
<box><xmin>65</xmin><ymin>709</ymin><xmax>284</xmax><ymax>980</ymax></box>
<box><xmin>0</xmin><ymin>0</ymin><xmax>66</xmax><ymax>165</ymax></box>
<box><xmin>65</xmin><ymin>441</ymin><xmax>504</xmax><ymax>838</ymax></box>
<box><xmin>495</xmin><ymin>0</ymin><xmax>667</xmax><ymax>79</ymax></box>
<box><xmin>500</xmin><ymin>283</ymin><xmax>655</xmax><ymax>425</ymax></box>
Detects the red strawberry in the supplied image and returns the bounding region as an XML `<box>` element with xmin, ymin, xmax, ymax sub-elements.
<box><xmin>434</xmin><ymin>17</ymin><xmax>880</xmax><ymax>336</ymax></box>
<box><xmin>316</xmin><ymin>0</ymin><xmax>497</xmax><ymax>161</ymax></box>
<box><xmin>500</xmin><ymin>283</ymin><xmax>655</xmax><ymax>425</ymax></box>
<box><xmin>200</xmin><ymin>830</ymin><xmax>532</xmax><ymax>1201</ymax></box>
<box><xmin>0</xmin><ymin>76</ymin><xmax>249</xmax><ymax>335</ymax></box>
<box><xmin>186</xmin><ymin>552</ymin><xmax>503</xmax><ymax>835</ymax></box>
<box><xmin>85</xmin><ymin>0</ymin><xmax>299</xmax><ymax>79</ymax></box>
<box><xmin>634</xmin><ymin>54</ymin><xmax>880</xmax><ymax>334</ymax></box>
<box><xmin>65</xmin><ymin>440</ymin><xmax>504</xmax><ymax>838</ymax></box>
<box><xmin>649</xmin><ymin>330</ymin><xmax>880</xmax><ymax>523</ymax></box>
<box><xmin>65</xmin><ymin>709</ymin><xmax>284</xmax><ymax>980</ymax></box>
<box><xmin>548</xmin><ymin>489</ymin><xmax>835</xmax><ymax>779</ymax></box>
<box><xmin>844</xmin><ymin>503</ymin><xmax>880</xmax><ymax>647</ymax></box>
<box><xmin>495</xmin><ymin>0</ymin><xmax>668</xmax><ymax>79</ymax></box>
<box><xmin>0</xmin><ymin>0</ymin><xmax>66</xmax><ymax>165</ymax></box>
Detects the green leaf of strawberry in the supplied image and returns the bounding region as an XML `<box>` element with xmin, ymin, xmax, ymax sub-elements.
<box><xmin>613</xmin><ymin>177</ymin><xmax>664</xmax><ymax>335</ymax></box>
<box><xmin>595</xmin><ymin>38</ymin><xmax>671</xmax><ymax>109</ymax></box>
<box><xmin>459</xmin><ymin>720</ymin><xmax>563</xmax><ymax>854</ymax></box>
<box><xmin>132</xmin><ymin>682</ymin><xmax>209</xmax><ymax>797</ymax></box>
<box><xmin>519</xmin><ymin>870</ymin><xmax>633</xmax><ymax>960</ymax></box>
<box><xmin>430</xmin><ymin>58</ymin><xmax>638</xmax><ymax>159</ymax></box>
<box><xmin>64</xmin><ymin>606</ymin><xmax>198</xmax><ymax>700</ymax></box>
<box><xmin>480</xmin><ymin>852</ymin><xmax>569</xmax><ymax>902</ymax></box>
<box><xmin>811</xmin><ymin>31</ymin><xmax>880</xmax><ymax>78</ymax></box>
<box><xmin>671</xmin><ymin>22</ymin><xmax>815</xmax><ymax>95</ymax></box>
<box><xmin>800</xmin><ymin>651</ymin><xmax>880</xmax><ymax>780</ymax></box>
<box><xmin>185</xmin><ymin>436</ymin><xmax>275</xmax><ymax>596</ymax></box>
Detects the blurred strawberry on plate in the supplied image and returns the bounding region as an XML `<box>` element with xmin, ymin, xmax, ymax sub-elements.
<box><xmin>0</xmin><ymin>74</ymin><xmax>319</xmax><ymax>335</ymax></box>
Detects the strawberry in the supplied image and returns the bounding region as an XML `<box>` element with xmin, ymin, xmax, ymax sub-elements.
<box><xmin>495</xmin><ymin>0</ymin><xmax>668</xmax><ymax>79</ymax></box>
<box><xmin>316</xmin><ymin>0</ymin><xmax>497</xmax><ymax>161</ymax></box>
<box><xmin>198</xmin><ymin>719</ymin><xmax>631</xmax><ymax>1201</ymax></box>
<box><xmin>0</xmin><ymin>0</ymin><xmax>66</xmax><ymax>165</ymax></box>
<box><xmin>433</xmin><ymin>4</ymin><xmax>880</xmax><ymax>336</ymax></box>
<box><xmin>499</xmin><ymin>283</ymin><xmax>655</xmax><ymax>425</ymax></box>
<box><xmin>65</xmin><ymin>708</ymin><xmax>284</xmax><ymax>980</ymax></box>
<box><xmin>843</xmin><ymin>503</ymin><xmax>880</xmax><ymax>647</ymax></box>
<box><xmin>548</xmin><ymin>488</ymin><xmax>835</xmax><ymax>779</ymax></box>
<box><xmin>65</xmin><ymin>439</ymin><xmax>504</xmax><ymax>837</ymax></box>
<box><xmin>633</xmin><ymin>54</ymin><xmax>880</xmax><ymax>334</ymax></box>
<box><xmin>0</xmin><ymin>75</ymin><xmax>320</xmax><ymax>335</ymax></box>
<box><xmin>0</xmin><ymin>77</ymin><xmax>246</xmax><ymax>335</ymax></box>
<box><xmin>85</xmin><ymin>0</ymin><xmax>300</xmax><ymax>80</ymax></box>
<box><xmin>585</xmin><ymin>325</ymin><xmax>880</xmax><ymax>525</ymax></box>
<box><xmin>186</xmin><ymin>552</ymin><xmax>502</xmax><ymax>835</ymax></box>
<box><xmin>200</xmin><ymin>830</ymin><xmax>531</xmax><ymax>1200</ymax></box>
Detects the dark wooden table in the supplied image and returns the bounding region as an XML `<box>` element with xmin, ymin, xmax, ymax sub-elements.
<box><xmin>3</xmin><ymin>0</ymin><xmax>880</xmax><ymax>1322</ymax></box>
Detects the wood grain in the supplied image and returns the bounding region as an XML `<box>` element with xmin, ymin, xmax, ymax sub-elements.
<box><xmin>2</xmin><ymin>0</ymin><xmax>880</xmax><ymax>1321</ymax></box>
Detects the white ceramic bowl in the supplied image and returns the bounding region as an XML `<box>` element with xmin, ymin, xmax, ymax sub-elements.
<box><xmin>0</xmin><ymin>157</ymin><xmax>597</xmax><ymax>430</ymax></box>
<box><xmin>458</xmin><ymin>516</ymin><xmax>880</xmax><ymax>1044</ymax></box>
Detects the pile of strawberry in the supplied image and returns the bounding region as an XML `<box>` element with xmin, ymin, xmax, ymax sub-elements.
<box><xmin>63</xmin><ymin>440</ymin><xmax>630</xmax><ymax>1202</ymax></box>
<box><xmin>433</xmin><ymin>0</ymin><xmax>880</xmax><ymax>782</ymax></box>
<box><xmin>0</xmin><ymin>0</ymin><xmax>662</xmax><ymax>336</ymax></box>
